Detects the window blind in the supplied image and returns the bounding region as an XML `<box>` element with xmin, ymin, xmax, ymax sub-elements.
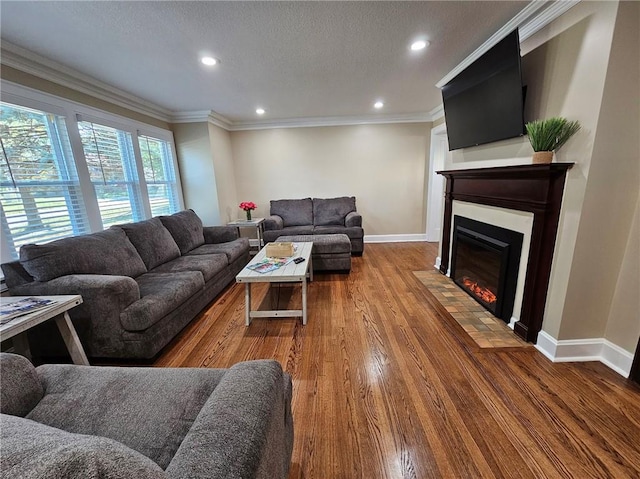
<box><xmin>78</xmin><ymin>121</ymin><xmax>144</xmax><ymax>227</ymax></box>
<box><xmin>139</xmin><ymin>134</ymin><xmax>180</xmax><ymax>217</ymax></box>
<box><xmin>0</xmin><ymin>103</ymin><xmax>90</xmax><ymax>259</ymax></box>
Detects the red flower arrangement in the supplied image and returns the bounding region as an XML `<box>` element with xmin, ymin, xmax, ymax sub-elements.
<box><xmin>239</xmin><ymin>201</ymin><xmax>257</xmax><ymax>220</ymax></box>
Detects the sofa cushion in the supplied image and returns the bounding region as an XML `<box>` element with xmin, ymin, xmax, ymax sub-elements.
<box><xmin>118</xmin><ymin>217</ymin><xmax>181</xmax><ymax>270</ymax></box>
<box><xmin>312</xmin><ymin>196</ymin><xmax>356</xmax><ymax>226</ymax></box>
<box><xmin>313</xmin><ymin>225</ymin><xmax>364</xmax><ymax>239</ymax></box>
<box><xmin>277</xmin><ymin>234</ymin><xmax>351</xmax><ymax>255</ymax></box>
<box><xmin>120</xmin><ymin>272</ymin><xmax>204</xmax><ymax>331</ymax></box>
<box><xmin>270</xmin><ymin>198</ymin><xmax>313</xmax><ymax>227</ymax></box>
<box><xmin>159</xmin><ymin>209</ymin><xmax>205</xmax><ymax>254</ymax></box>
<box><xmin>20</xmin><ymin>228</ymin><xmax>147</xmax><ymax>282</ymax></box>
<box><xmin>27</xmin><ymin>364</ymin><xmax>227</xmax><ymax>470</ymax></box>
<box><xmin>263</xmin><ymin>225</ymin><xmax>314</xmax><ymax>243</ymax></box>
<box><xmin>188</xmin><ymin>238</ymin><xmax>249</xmax><ymax>264</ymax></box>
<box><xmin>151</xmin><ymin>254</ymin><xmax>228</xmax><ymax>282</ymax></box>
<box><xmin>1</xmin><ymin>414</ymin><xmax>167</xmax><ymax>478</ymax></box>
<box><xmin>0</xmin><ymin>353</ymin><xmax>43</xmax><ymax>417</ymax></box>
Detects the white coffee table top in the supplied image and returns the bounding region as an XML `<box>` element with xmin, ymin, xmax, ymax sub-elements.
<box><xmin>236</xmin><ymin>242</ymin><xmax>313</xmax><ymax>283</ymax></box>
<box><xmin>0</xmin><ymin>295</ymin><xmax>83</xmax><ymax>340</ymax></box>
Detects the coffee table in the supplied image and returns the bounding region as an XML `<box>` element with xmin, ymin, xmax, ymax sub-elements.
<box><xmin>0</xmin><ymin>295</ymin><xmax>88</xmax><ymax>365</ymax></box>
<box><xmin>236</xmin><ymin>242</ymin><xmax>313</xmax><ymax>326</ymax></box>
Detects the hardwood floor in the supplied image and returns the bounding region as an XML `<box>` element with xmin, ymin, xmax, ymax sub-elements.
<box><xmin>154</xmin><ymin>242</ymin><xmax>640</xmax><ymax>479</ymax></box>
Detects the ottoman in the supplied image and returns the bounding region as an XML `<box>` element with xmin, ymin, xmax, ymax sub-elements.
<box><xmin>276</xmin><ymin>234</ymin><xmax>351</xmax><ymax>272</ymax></box>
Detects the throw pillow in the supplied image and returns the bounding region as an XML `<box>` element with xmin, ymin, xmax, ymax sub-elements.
<box><xmin>20</xmin><ymin>228</ymin><xmax>147</xmax><ymax>282</ymax></box>
<box><xmin>270</xmin><ymin>198</ymin><xmax>313</xmax><ymax>227</ymax></box>
<box><xmin>159</xmin><ymin>210</ymin><xmax>205</xmax><ymax>254</ymax></box>
<box><xmin>118</xmin><ymin>218</ymin><xmax>181</xmax><ymax>270</ymax></box>
<box><xmin>313</xmin><ymin>196</ymin><xmax>356</xmax><ymax>226</ymax></box>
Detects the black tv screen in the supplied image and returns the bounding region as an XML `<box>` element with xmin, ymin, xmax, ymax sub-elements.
<box><xmin>442</xmin><ymin>29</ymin><xmax>525</xmax><ymax>151</ymax></box>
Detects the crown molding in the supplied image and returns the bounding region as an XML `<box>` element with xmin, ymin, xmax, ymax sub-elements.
<box><xmin>170</xmin><ymin>110</ymin><xmax>232</xmax><ymax>130</ymax></box>
<box><xmin>1</xmin><ymin>41</ymin><xmax>173</xmax><ymax>123</ymax></box>
<box><xmin>436</xmin><ymin>0</ymin><xmax>581</xmax><ymax>89</ymax></box>
<box><xmin>170</xmin><ymin>110</ymin><xmax>437</xmax><ymax>131</ymax></box>
<box><xmin>518</xmin><ymin>0</ymin><xmax>581</xmax><ymax>41</ymax></box>
<box><xmin>429</xmin><ymin>104</ymin><xmax>444</xmax><ymax>120</ymax></box>
<box><xmin>227</xmin><ymin>112</ymin><xmax>435</xmax><ymax>131</ymax></box>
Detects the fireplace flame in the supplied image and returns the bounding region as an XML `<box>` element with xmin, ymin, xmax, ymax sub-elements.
<box><xmin>462</xmin><ymin>276</ymin><xmax>497</xmax><ymax>304</ymax></box>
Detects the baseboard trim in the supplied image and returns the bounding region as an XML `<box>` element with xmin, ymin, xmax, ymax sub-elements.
<box><xmin>254</xmin><ymin>235</ymin><xmax>428</xmax><ymax>245</ymax></box>
<box><xmin>434</xmin><ymin>256</ymin><xmax>441</xmax><ymax>270</ymax></box>
<box><xmin>535</xmin><ymin>331</ymin><xmax>634</xmax><ymax>378</ymax></box>
<box><xmin>364</xmin><ymin>234</ymin><xmax>427</xmax><ymax>243</ymax></box>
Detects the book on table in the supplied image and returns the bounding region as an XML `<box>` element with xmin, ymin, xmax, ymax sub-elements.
<box><xmin>246</xmin><ymin>257</ymin><xmax>293</xmax><ymax>274</ymax></box>
<box><xmin>0</xmin><ymin>297</ymin><xmax>56</xmax><ymax>324</ymax></box>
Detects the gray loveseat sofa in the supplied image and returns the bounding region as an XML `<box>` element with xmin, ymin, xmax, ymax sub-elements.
<box><xmin>0</xmin><ymin>353</ymin><xmax>293</xmax><ymax>478</ymax></box>
<box><xmin>1</xmin><ymin>210</ymin><xmax>250</xmax><ymax>360</ymax></box>
<box><xmin>263</xmin><ymin>197</ymin><xmax>364</xmax><ymax>254</ymax></box>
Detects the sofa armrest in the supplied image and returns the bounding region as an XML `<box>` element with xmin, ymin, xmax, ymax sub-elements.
<box><xmin>345</xmin><ymin>211</ymin><xmax>362</xmax><ymax>228</ymax></box>
<box><xmin>166</xmin><ymin>360</ymin><xmax>293</xmax><ymax>479</ymax></box>
<box><xmin>10</xmin><ymin>274</ymin><xmax>140</xmax><ymax>355</ymax></box>
<box><xmin>203</xmin><ymin>226</ymin><xmax>239</xmax><ymax>244</ymax></box>
<box><xmin>264</xmin><ymin>215</ymin><xmax>284</xmax><ymax>231</ymax></box>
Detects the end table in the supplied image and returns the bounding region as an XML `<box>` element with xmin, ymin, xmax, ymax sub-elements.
<box><xmin>227</xmin><ymin>217</ymin><xmax>265</xmax><ymax>254</ymax></box>
<box><xmin>0</xmin><ymin>295</ymin><xmax>88</xmax><ymax>365</ymax></box>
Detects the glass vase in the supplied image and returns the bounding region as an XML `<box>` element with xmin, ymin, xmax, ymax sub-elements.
<box><xmin>246</xmin><ymin>210</ymin><xmax>252</xmax><ymax>221</ymax></box>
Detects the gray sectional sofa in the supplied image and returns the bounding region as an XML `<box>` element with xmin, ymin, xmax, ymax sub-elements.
<box><xmin>0</xmin><ymin>352</ymin><xmax>293</xmax><ymax>478</ymax></box>
<box><xmin>263</xmin><ymin>197</ymin><xmax>364</xmax><ymax>254</ymax></box>
<box><xmin>0</xmin><ymin>210</ymin><xmax>250</xmax><ymax>360</ymax></box>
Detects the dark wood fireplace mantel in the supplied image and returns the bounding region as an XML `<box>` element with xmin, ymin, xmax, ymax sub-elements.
<box><xmin>437</xmin><ymin>163</ymin><xmax>573</xmax><ymax>343</ymax></box>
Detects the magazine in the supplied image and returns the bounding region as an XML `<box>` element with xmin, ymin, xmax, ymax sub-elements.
<box><xmin>247</xmin><ymin>257</ymin><xmax>292</xmax><ymax>274</ymax></box>
<box><xmin>0</xmin><ymin>297</ymin><xmax>56</xmax><ymax>325</ymax></box>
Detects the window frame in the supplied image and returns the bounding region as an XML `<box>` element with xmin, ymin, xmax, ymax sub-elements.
<box><xmin>0</xmin><ymin>81</ymin><xmax>185</xmax><ymax>265</ymax></box>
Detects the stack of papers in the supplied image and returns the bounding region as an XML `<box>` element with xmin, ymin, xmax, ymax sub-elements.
<box><xmin>247</xmin><ymin>257</ymin><xmax>292</xmax><ymax>274</ymax></box>
<box><xmin>0</xmin><ymin>297</ymin><xmax>56</xmax><ymax>325</ymax></box>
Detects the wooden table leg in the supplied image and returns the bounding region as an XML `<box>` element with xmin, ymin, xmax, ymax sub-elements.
<box><xmin>245</xmin><ymin>283</ymin><xmax>252</xmax><ymax>326</ymax></box>
<box><xmin>302</xmin><ymin>277</ymin><xmax>308</xmax><ymax>325</ymax></box>
<box><xmin>11</xmin><ymin>333</ymin><xmax>32</xmax><ymax>362</ymax></box>
<box><xmin>54</xmin><ymin>312</ymin><xmax>89</xmax><ymax>365</ymax></box>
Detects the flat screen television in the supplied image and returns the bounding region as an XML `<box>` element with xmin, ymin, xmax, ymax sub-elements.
<box><xmin>441</xmin><ymin>29</ymin><xmax>525</xmax><ymax>151</ymax></box>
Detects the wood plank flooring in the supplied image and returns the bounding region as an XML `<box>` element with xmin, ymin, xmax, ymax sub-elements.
<box><xmin>154</xmin><ymin>242</ymin><xmax>640</xmax><ymax>479</ymax></box>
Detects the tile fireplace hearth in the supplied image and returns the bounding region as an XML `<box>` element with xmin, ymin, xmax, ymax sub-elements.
<box><xmin>437</xmin><ymin>163</ymin><xmax>573</xmax><ymax>343</ymax></box>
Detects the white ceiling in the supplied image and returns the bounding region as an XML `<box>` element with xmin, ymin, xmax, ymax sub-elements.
<box><xmin>0</xmin><ymin>1</ymin><xmax>530</xmax><ymax>125</ymax></box>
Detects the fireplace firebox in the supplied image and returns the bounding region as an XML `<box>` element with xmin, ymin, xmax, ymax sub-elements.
<box><xmin>451</xmin><ymin>216</ymin><xmax>523</xmax><ymax>322</ymax></box>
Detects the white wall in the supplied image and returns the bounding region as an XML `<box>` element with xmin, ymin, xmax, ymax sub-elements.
<box><xmin>207</xmin><ymin>123</ymin><xmax>238</xmax><ymax>224</ymax></box>
<box><xmin>229</xmin><ymin>123</ymin><xmax>431</xmax><ymax>236</ymax></box>
<box><xmin>172</xmin><ymin>122</ymin><xmax>222</xmax><ymax>225</ymax></box>
<box><xmin>558</xmin><ymin>0</ymin><xmax>640</xmax><ymax>347</ymax></box>
<box><xmin>439</xmin><ymin>1</ymin><xmax>640</xmax><ymax>356</ymax></box>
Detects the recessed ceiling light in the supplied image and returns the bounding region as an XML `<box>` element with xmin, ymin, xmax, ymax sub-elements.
<box><xmin>201</xmin><ymin>56</ymin><xmax>218</xmax><ymax>66</ymax></box>
<box><xmin>410</xmin><ymin>40</ymin><xmax>429</xmax><ymax>51</ymax></box>
<box><xmin>256</xmin><ymin>108</ymin><xmax>265</xmax><ymax>115</ymax></box>
<box><xmin>374</xmin><ymin>101</ymin><xmax>384</xmax><ymax>109</ymax></box>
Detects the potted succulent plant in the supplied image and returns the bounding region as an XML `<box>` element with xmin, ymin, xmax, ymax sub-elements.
<box><xmin>525</xmin><ymin>117</ymin><xmax>581</xmax><ymax>164</ymax></box>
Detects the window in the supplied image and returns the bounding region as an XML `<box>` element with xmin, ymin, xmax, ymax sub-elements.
<box><xmin>78</xmin><ymin>121</ymin><xmax>144</xmax><ymax>227</ymax></box>
<box><xmin>0</xmin><ymin>83</ymin><xmax>184</xmax><ymax>266</ymax></box>
<box><xmin>139</xmin><ymin>134</ymin><xmax>180</xmax><ymax>217</ymax></box>
<box><xmin>0</xmin><ymin>102</ymin><xmax>90</xmax><ymax>260</ymax></box>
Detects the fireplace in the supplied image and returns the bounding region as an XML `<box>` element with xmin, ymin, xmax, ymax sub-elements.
<box><xmin>437</xmin><ymin>164</ymin><xmax>573</xmax><ymax>342</ymax></box>
<box><xmin>451</xmin><ymin>216</ymin><xmax>523</xmax><ymax>323</ymax></box>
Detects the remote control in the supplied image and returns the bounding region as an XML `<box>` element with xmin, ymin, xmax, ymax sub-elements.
<box><xmin>293</xmin><ymin>257</ymin><xmax>305</xmax><ymax>264</ymax></box>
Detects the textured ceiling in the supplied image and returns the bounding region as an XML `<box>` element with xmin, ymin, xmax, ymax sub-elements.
<box><xmin>0</xmin><ymin>1</ymin><xmax>528</xmax><ymax>123</ymax></box>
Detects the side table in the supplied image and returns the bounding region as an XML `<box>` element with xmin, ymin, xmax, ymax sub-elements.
<box><xmin>0</xmin><ymin>295</ymin><xmax>88</xmax><ymax>365</ymax></box>
<box><xmin>228</xmin><ymin>217</ymin><xmax>265</xmax><ymax>254</ymax></box>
